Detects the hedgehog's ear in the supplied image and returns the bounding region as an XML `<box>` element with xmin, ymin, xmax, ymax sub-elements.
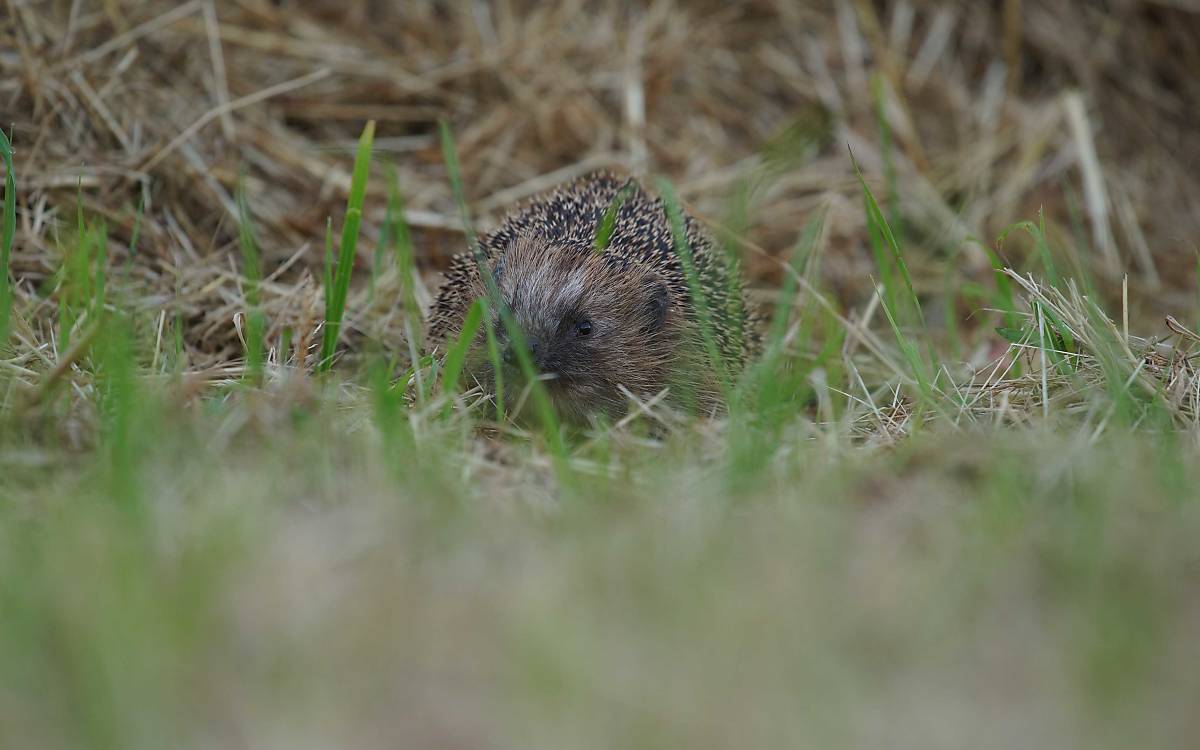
<box><xmin>642</xmin><ymin>277</ymin><xmax>669</xmax><ymax>332</ymax></box>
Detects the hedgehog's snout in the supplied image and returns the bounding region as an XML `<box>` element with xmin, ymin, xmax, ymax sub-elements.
<box><xmin>527</xmin><ymin>339</ymin><xmax>544</xmax><ymax>366</ymax></box>
<box><xmin>502</xmin><ymin>336</ymin><xmax>549</xmax><ymax>373</ymax></box>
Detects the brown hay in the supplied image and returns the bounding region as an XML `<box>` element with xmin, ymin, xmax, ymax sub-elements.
<box><xmin>2</xmin><ymin>0</ymin><xmax>1198</xmax><ymax>384</ymax></box>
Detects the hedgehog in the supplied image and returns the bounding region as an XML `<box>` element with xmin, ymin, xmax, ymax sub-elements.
<box><xmin>427</xmin><ymin>172</ymin><xmax>761</xmax><ymax>423</ymax></box>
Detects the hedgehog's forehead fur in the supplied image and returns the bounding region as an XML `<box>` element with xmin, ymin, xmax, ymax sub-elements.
<box><xmin>491</xmin><ymin>234</ymin><xmax>665</xmax><ymax>339</ymax></box>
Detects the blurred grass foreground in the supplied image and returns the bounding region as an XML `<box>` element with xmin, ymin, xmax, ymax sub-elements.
<box><xmin>2</xmin><ymin>2</ymin><xmax>1200</xmax><ymax>748</ymax></box>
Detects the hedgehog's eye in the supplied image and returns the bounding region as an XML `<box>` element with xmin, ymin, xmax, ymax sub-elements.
<box><xmin>573</xmin><ymin>320</ymin><xmax>593</xmax><ymax>338</ymax></box>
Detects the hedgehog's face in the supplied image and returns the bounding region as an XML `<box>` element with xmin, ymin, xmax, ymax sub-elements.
<box><xmin>476</xmin><ymin>235</ymin><xmax>678</xmax><ymax>421</ymax></box>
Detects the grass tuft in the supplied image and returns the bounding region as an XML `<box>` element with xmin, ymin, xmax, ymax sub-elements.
<box><xmin>850</xmin><ymin>151</ymin><xmax>934</xmax><ymax>406</ymax></box>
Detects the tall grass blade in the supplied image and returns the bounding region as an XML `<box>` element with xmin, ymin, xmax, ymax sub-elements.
<box><xmin>871</xmin><ymin>75</ymin><xmax>904</xmax><ymax>242</ymax></box>
<box><xmin>732</xmin><ymin>207</ymin><xmax>826</xmax><ymax>421</ymax></box>
<box><xmin>236</xmin><ymin>177</ymin><xmax>265</xmax><ymax>382</ymax></box>
<box><xmin>656</xmin><ymin>177</ymin><xmax>734</xmax><ymax>397</ymax></box>
<box><xmin>765</xmin><ymin>209</ymin><xmax>826</xmax><ymax>356</ymax></box>
<box><xmin>484</xmin><ymin>316</ymin><xmax>505</xmax><ymax>420</ymax></box>
<box><xmin>319</xmin><ymin>120</ymin><xmax>375</xmax><ymax>372</ymax></box>
<box><xmin>438</xmin><ymin>120</ymin><xmax>503</xmax><ymax>309</ymax></box>
<box><xmin>439</xmin><ymin>121</ymin><xmax>478</xmax><ymax>253</ymax></box>
<box><xmin>441</xmin><ymin>298</ymin><xmax>485</xmax><ymax>400</ymax></box>
<box><xmin>0</xmin><ymin>127</ymin><xmax>16</xmax><ymax>349</ymax></box>
<box><xmin>850</xmin><ymin>149</ymin><xmax>924</xmax><ymax>328</ymax></box>
<box><xmin>97</xmin><ymin>318</ymin><xmax>142</xmax><ymax>514</ymax></box>
<box><xmin>594</xmin><ymin>178</ymin><xmax>635</xmax><ymax>252</ymax></box>
<box><xmin>437</xmin><ymin>121</ymin><xmax>567</xmax><ymax>467</ymax></box>
<box><xmin>873</xmin><ymin>277</ymin><xmax>927</xmax><ymax>386</ymax></box>
<box><xmin>851</xmin><ymin>150</ymin><xmax>936</xmax><ymax>411</ymax></box>
<box><xmin>59</xmin><ymin>206</ymin><xmax>104</xmax><ymax>352</ymax></box>
<box><xmin>384</xmin><ymin>164</ymin><xmax>422</xmax><ymax>348</ymax></box>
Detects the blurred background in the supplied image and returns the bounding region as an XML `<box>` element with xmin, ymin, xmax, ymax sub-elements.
<box><xmin>3</xmin><ymin>0</ymin><xmax>1198</xmax><ymax>368</ymax></box>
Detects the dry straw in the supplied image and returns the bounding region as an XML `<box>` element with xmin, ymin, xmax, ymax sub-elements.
<box><xmin>0</xmin><ymin>1</ymin><xmax>1197</xmax><ymax>425</ymax></box>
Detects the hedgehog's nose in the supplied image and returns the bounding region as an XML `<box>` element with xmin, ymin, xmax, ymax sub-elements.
<box><xmin>502</xmin><ymin>338</ymin><xmax>543</xmax><ymax>368</ymax></box>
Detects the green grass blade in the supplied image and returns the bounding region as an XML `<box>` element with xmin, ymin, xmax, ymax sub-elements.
<box><xmin>439</xmin><ymin>120</ymin><xmax>505</xmax><ymax>311</ymax></box>
<box><xmin>441</xmin><ymin>297</ymin><xmax>485</xmax><ymax>399</ymax></box>
<box><xmin>280</xmin><ymin>326</ymin><xmax>293</xmax><ymax>366</ymax></box>
<box><xmin>864</xmin><ymin>195</ymin><xmax>896</xmax><ymax>316</ymax></box>
<box><xmin>656</xmin><ymin>177</ymin><xmax>734</xmax><ymax>397</ymax></box>
<box><xmin>850</xmin><ymin>149</ymin><xmax>937</xmax><ymax>413</ymax></box>
<box><xmin>59</xmin><ymin>203</ymin><xmax>101</xmax><ymax>352</ymax></box>
<box><xmin>873</xmin><ymin>275</ymin><xmax>931</xmax><ymax>399</ymax></box>
<box><xmin>871</xmin><ymin>75</ymin><xmax>904</xmax><ymax>242</ymax></box>
<box><xmin>594</xmin><ymin>179</ymin><xmax>635</xmax><ymax>253</ymax></box>
<box><xmin>438</xmin><ymin>121</ymin><xmax>570</xmax><ymax>484</ymax></box>
<box><xmin>498</xmin><ymin>308</ymin><xmax>569</xmax><ymax>464</ymax></box>
<box><xmin>483</xmin><ymin>316</ymin><xmax>504</xmax><ymax>421</ymax></box>
<box><xmin>1036</xmin><ymin>208</ymin><xmax>1060</xmax><ymax>289</ymax></box>
<box><xmin>97</xmin><ymin>317</ymin><xmax>142</xmax><ymax>514</ymax></box>
<box><xmin>732</xmin><ymin>207</ymin><xmax>826</xmax><ymax>420</ymax></box>
<box><xmin>850</xmin><ymin>148</ymin><xmax>924</xmax><ymax>329</ymax></box>
<box><xmin>319</xmin><ymin>120</ymin><xmax>375</xmax><ymax>372</ymax></box>
<box><xmin>439</xmin><ymin>120</ymin><xmax>479</xmax><ymax>255</ymax></box>
<box><xmin>0</xmin><ymin>127</ymin><xmax>16</xmax><ymax>349</ymax></box>
<box><xmin>385</xmin><ymin>163</ymin><xmax>422</xmax><ymax>348</ymax></box>
<box><xmin>765</xmin><ymin>209</ymin><xmax>826</xmax><ymax>357</ymax></box>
